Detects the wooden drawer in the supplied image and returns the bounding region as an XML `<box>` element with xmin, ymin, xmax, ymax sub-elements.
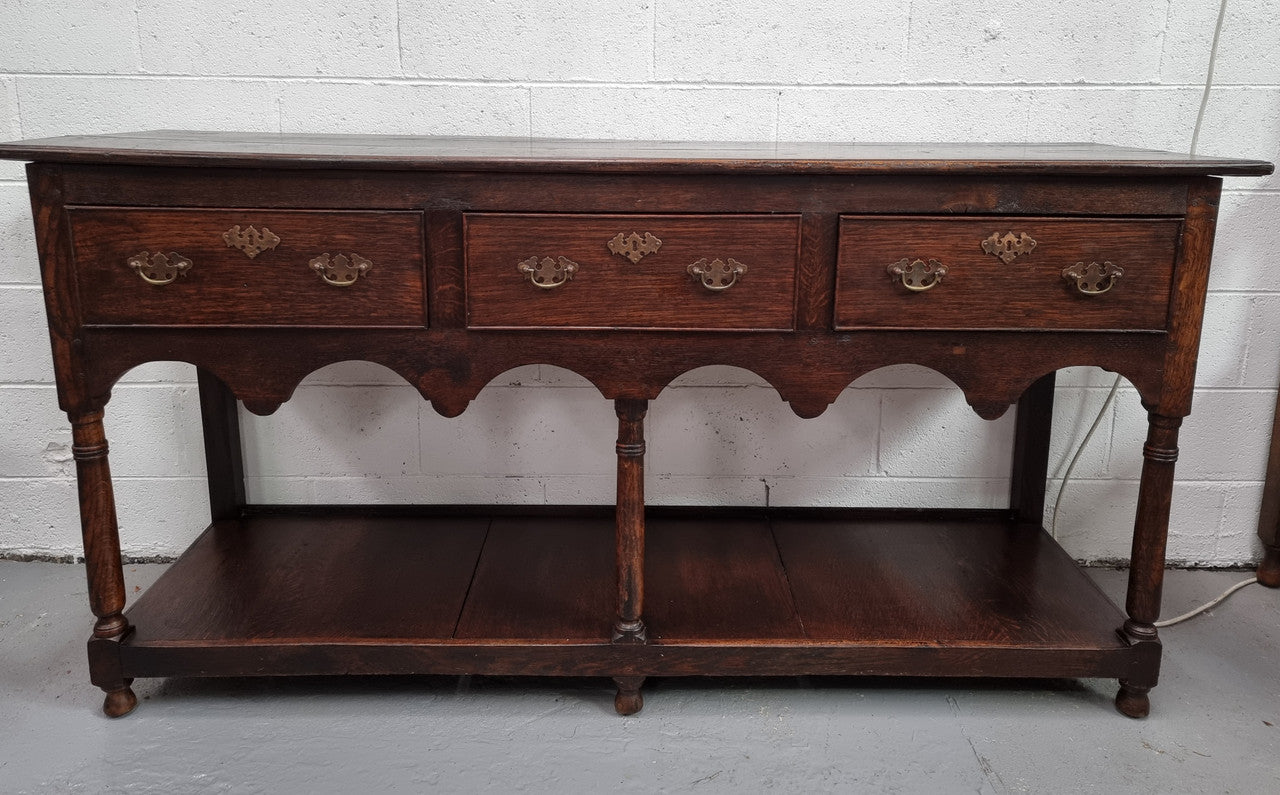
<box><xmin>465</xmin><ymin>214</ymin><xmax>800</xmax><ymax>330</ymax></box>
<box><xmin>835</xmin><ymin>216</ymin><xmax>1181</xmax><ymax>330</ymax></box>
<box><xmin>68</xmin><ymin>208</ymin><xmax>426</xmax><ymax>326</ymax></box>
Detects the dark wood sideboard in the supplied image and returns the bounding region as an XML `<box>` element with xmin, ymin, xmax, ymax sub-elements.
<box><xmin>0</xmin><ymin>132</ymin><xmax>1271</xmax><ymax>719</ymax></box>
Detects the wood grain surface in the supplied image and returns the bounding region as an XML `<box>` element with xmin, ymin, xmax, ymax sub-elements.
<box><xmin>69</xmin><ymin>208</ymin><xmax>426</xmax><ymax>326</ymax></box>
<box><xmin>836</xmin><ymin>216</ymin><xmax>1180</xmax><ymax>330</ymax></box>
<box><xmin>127</xmin><ymin>515</ymin><xmax>488</xmax><ymax>643</ymax></box>
<box><xmin>465</xmin><ymin>213</ymin><xmax>799</xmax><ymax>330</ymax></box>
<box><xmin>453</xmin><ymin>516</ymin><xmax>614</xmax><ymax>641</ymax></box>
<box><xmin>1</xmin><ymin>131</ymin><xmax>1271</xmax><ymax>175</ymax></box>
<box><xmin>119</xmin><ymin>509</ymin><xmax>1139</xmax><ymax>680</ymax></box>
<box><xmin>643</xmin><ymin>516</ymin><xmax>802</xmax><ymax>641</ymax></box>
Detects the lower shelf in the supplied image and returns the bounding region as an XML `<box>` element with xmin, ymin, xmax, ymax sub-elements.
<box><xmin>120</xmin><ymin>508</ymin><xmax>1150</xmax><ymax>682</ymax></box>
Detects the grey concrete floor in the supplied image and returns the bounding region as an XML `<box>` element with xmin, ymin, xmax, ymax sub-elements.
<box><xmin>1</xmin><ymin>561</ymin><xmax>1278</xmax><ymax>793</ymax></box>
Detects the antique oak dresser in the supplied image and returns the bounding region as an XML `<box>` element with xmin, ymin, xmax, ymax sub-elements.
<box><xmin>0</xmin><ymin>132</ymin><xmax>1271</xmax><ymax>718</ymax></box>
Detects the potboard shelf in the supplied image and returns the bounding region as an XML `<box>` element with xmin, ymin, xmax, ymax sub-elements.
<box><xmin>119</xmin><ymin>508</ymin><xmax>1142</xmax><ymax>682</ymax></box>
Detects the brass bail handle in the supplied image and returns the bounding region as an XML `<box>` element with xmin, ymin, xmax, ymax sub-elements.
<box><xmin>127</xmin><ymin>251</ymin><xmax>193</xmax><ymax>285</ymax></box>
<box><xmin>887</xmin><ymin>258</ymin><xmax>947</xmax><ymax>292</ymax></box>
<box><xmin>688</xmin><ymin>258</ymin><xmax>747</xmax><ymax>291</ymax></box>
<box><xmin>518</xmin><ymin>256</ymin><xmax>579</xmax><ymax>288</ymax></box>
<box><xmin>310</xmin><ymin>253</ymin><xmax>372</xmax><ymax>286</ymax></box>
<box><xmin>1062</xmin><ymin>261</ymin><xmax>1123</xmax><ymax>295</ymax></box>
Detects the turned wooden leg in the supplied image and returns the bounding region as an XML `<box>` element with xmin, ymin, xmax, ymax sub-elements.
<box><xmin>71</xmin><ymin>410</ymin><xmax>137</xmax><ymax>717</ymax></box>
<box><xmin>1116</xmin><ymin>411</ymin><xmax>1181</xmax><ymax>718</ymax></box>
<box><xmin>611</xmin><ymin>400</ymin><xmax>648</xmax><ymax>715</ymax></box>
<box><xmin>612</xmin><ymin>399</ymin><xmax>648</xmax><ymax>646</ymax></box>
<box><xmin>613</xmin><ymin>676</ymin><xmax>646</xmax><ymax>716</ymax></box>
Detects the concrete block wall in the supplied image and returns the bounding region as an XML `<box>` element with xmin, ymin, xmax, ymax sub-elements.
<box><xmin>1</xmin><ymin>1</ymin><xmax>1277</xmax><ymax>564</ymax></box>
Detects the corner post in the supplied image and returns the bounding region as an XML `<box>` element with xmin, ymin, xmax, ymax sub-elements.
<box><xmin>196</xmin><ymin>368</ymin><xmax>246</xmax><ymax>521</ymax></box>
<box><xmin>70</xmin><ymin>409</ymin><xmax>137</xmax><ymax>717</ymax></box>
<box><xmin>1009</xmin><ymin>373</ymin><xmax>1056</xmax><ymax>526</ymax></box>
<box><xmin>1115</xmin><ymin>177</ymin><xmax>1222</xmax><ymax>718</ymax></box>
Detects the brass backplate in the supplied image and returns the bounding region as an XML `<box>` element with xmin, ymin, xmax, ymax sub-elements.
<box><xmin>608</xmin><ymin>232</ymin><xmax>662</xmax><ymax>264</ymax></box>
<box><xmin>981</xmin><ymin>231</ymin><xmax>1036</xmax><ymax>264</ymax></box>
<box><xmin>223</xmin><ymin>225</ymin><xmax>281</xmax><ymax>259</ymax></box>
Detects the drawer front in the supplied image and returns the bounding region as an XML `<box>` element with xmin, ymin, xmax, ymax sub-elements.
<box><xmin>835</xmin><ymin>216</ymin><xmax>1181</xmax><ymax>330</ymax></box>
<box><xmin>465</xmin><ymin>214</ymin><xmax>800</xmax><ymax>330</ymax></box>
<box><xmin>69</xmin><ymin>208</ymin><xmax>426</xmax><ymax>326</ymax></box>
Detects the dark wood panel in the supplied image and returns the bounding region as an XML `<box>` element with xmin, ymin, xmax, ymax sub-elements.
<box><xmin>454</xmin><ymin>516</ymin><xmax>615</xmax><ymax>640</ymax></box>
<box><xmin>81</xmin><ymin>325</ymin><xmax>1172</xmax><ymax>422</ymax></box>
<box><xmin>772</xmin><ymin>516</ymin><xmax>1126</xmax><ymax>647</ymax></box>
<box><xmin>426</xmin><ymin>209</ymin><xmax>465</xmax><ymax>327</ymax></box>
<box><xmin>123</xmin><ymin>511</ymin><xmax>1128</xmax><ymax>652</ymax></box>
<box><xmin>120</xmin><ymin>639</ymin><xmax>1146</xmax><ymax>680</ymax></box>
<box><xmin>2</xmin><ymin>132</ymin><xmax>1270</xmax><ymax>175</ymax></box>
<box><xmin>26</xmin><ymin>165</ymin><xmax>89</xmax><ymax>412</ymax></box>
<box><xmin>126</xmin><ymin>516</ymin><xmax>489</xmax><ymax>642</ymax></box>
<box><xmin>117</xmin><ymin>510</ymin><xmax>1142</xmax><ymax>682</ymax></box>
<box><xmin>68</xmin><ymin>208</ymin><xmax>426</xmax><ymax>326</ymax></box>
<box><xmin>836</xmin><ymin>216</ymin><xmax>1180</xmax><ymax>330</ymax></box>
<box><xmin>465</xmin><ymin>214</ymin><xmax>799</xmax><ymax>330</ymax></box>
<box><xmin>644</xmin><ymin>517</ymin><xmax>802</xmax><ymax>641</ymax></box>
<box><xmin>796</xmin><ymin>212</ymin><xmax>838</xmax><ymax>330</ymax></box>
<box><xmin>50</xmin><ymin>167</ymin><xmax>1197</xmax><ymax>217</ymax></box>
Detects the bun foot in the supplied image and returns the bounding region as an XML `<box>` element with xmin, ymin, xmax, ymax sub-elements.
<box><xmin>102</xmin><ymin>683</ymin><xmax>138</xmax><ymax>718</ymax></box>
<box><xmin>613</xmin><ymin>676</ymin><xmax>645</xmax><ymax>716</ymax></box>
<box><xmin>1115</xmin><ymin>682</ymin><xmax>1150</xmax><ymax>719</ymax></box>
<box><xmin>1258</xmin><ymin>546</ymin><xmax>1280</xmax><ymax>588</ymax></box>
<box><xmin>614</xmin><ymin>689</ymin><xmax>643</xmax><ymax>716</ymax></box>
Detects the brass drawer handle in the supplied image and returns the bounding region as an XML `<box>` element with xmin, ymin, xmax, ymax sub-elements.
<box><xmin>223</xmin><ymin>225</ymin><xmax>280</xmax><ymax>259</ymax></box>
<box><xmin>608</xmin><ymin>232</ymin><xmax>662</xmax><ymax>263</ymax></box>
<box><xmin>688</xmin><ymin>258</ymin><xmax>747</xmax><ymax>291</ymax></box>
<box><xmin>518</xmin><ymin>256</ymin><xmax>579</xmax><ymax>288</ymax></box>
<box><xmin>310</xmin><ymin>253</ymin><xmax>372</xmax><ymax>286</ymax></box>
<box><xmin>887</xmin><ymin>258</ymin><xmax>947</xmax><ymax>292</ymax></box>
<box><xmin>127</xmin><ymin>251</ymin><xmax>192</xmax><ymax>285</ymax></box>
<box><xmin>1062</xmin><ymin>261</ymin><xmax>1123</xmax><ymax>295</ymax></box>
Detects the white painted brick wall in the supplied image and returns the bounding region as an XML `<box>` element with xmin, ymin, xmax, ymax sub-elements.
<box><xmin>137</xmin><ymin>2</ymin><xmax>402</xmax><ymax>77</ymax></box>
<box><xmin>0</xmin><ymin>78</ymin><xmax>22</xmax><ymax>181</ymax></box>
<box><xmin>400</xmin><ymin>1</ymin><xmax>654</xmax><ymax>82</ymax></box>
<box><xmin>0</xmin><ymin>1</ymin><xmax>1278</xmax><ymax>567</ymax></box>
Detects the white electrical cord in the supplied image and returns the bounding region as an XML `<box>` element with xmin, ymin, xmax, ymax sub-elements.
<box><xmin>1155</xmin><ymin>576</ymin><xmax>1258</xmax><ymax>627</ymax></box>
<box><xmin>1049</xmin><ymin>374</ymin><xmax>1121</xmax><ymax>540</ymax></box>
<box><xmin>1051</xmin><ymin>0</ymin><xmax>1257</xmax><ymax>624</ymax></box>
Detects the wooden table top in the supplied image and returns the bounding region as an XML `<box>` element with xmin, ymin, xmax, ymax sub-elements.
<box><xmin>0</xmin><ymin>130</ymin><xmax>1272</xmax><ymax>175</ymax></box>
